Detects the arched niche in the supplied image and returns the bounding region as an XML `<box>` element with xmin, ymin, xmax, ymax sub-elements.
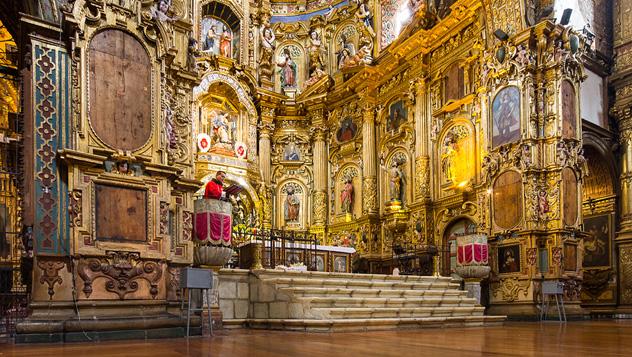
<box><xmin>195</xmin><ymin>172</ymin><xmax>261</xmax><ymax>232</ymax></box>
<box><xmin>442</xmin><ymin>218</ymin><xmax>477</xmax><ymax>275</ymax></box>
<box><xmin>583</xmin><ymin>145</ymin><xmax>615</xmax><ymax>201</ymax></box>
<box><xmin>383</xmin><ymin>150</ymin><xmax>410</xmax><ymax>205</ymax></box>
<box><xmin>493</xmin><ymin>170</ymin><xmax>523</xmax><ymax>230</ymax></box>
<box><xmin>332</xmin><ymin>23</ymin><xmax>359</xmax><ymax>71</ymax></box>
<box><xmin>199</xmin><ymin>1</ymin><xmax>242</xmax><ymax>61</ymax></box>
<box><xmin>278</xmin><ymin>180</ymin><xmax>308</xmax><ymax>229</ymax></box>
<box><xmin>88</xmin><ymin>29</ymin><xmax>152</xmax><ymax>151</ymax></box>
<box><xmin>335</xmin><ymin>165</ymin><xmax>361</xmax><ymax>217</ymax></box>
<box><xmin>438</xmin><ymin>122</ymin><xmax>475</xmax><ymax>188</ymax></box>
<box><xmin>581</xmin><ymin>145</ymin><xmax>616</xmax><ymax>270</ymax></box>
<box><xmin>193</xmin><ymin>72</ymin><xmax>257</xmax><ymax>161</ymax></box>
<box><xmin>274</xmin><ymin>42</ymin><xmax>304</xmax><ymax>94</ymax></box>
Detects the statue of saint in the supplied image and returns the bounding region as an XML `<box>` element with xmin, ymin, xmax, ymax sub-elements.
<box><xmin>389</xmin><ymin>161</ymin><xmax>405</xmax><ymax>202</ymax></box>
<box><xmin>285</xmin><ymin>185</ymin><xmax>300</xmax><ymax>222</ymax></box>
<box><xmin>277</xmin><ymin>48</ymin><xmax>297</xmax><ymax>88</ymax></box>
<box><xmin>340</xmin><ymin>179</ymin><xmax>354</xmax><ymax>214</ymax></box>
<box><xmin>259</xmin><ymin>24</ymin><xmax>276</xmax><ymax>81</ymax></box>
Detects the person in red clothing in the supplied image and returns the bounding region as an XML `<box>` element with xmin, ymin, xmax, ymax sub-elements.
<box><xmin>204</xmin><ymin>171</ymin><xmax>227</xmax><ymax>200</ymax></box>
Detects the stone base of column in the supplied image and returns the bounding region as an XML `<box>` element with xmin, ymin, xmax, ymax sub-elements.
<box><xmin>464</xmin><ymin>279</ymin><xmax>484</xmax><ymax>305</ymax></box>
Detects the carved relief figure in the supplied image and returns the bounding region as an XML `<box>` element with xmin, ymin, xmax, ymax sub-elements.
<box><xmin>537</xmin><ymin>189</ymin><xmax>549</xmax><ymax>218</ymax></box>
<box><xmin>341</xmin><ymin>178</ymin><xmax>354</xmax><ymax>214</ymax></box>
<box><xmin>492</xmin><ymin>86</ymin><xmax>521</xmax><ymax>148</ymax></box>
<box><xmin>203</xmin><ymin>24</ymin><xmax>218</xmax><ymax>52</ymax></box>
<box><xmin>220</xmin><ymin>26</ymin><xmax>232</xmax><ymax>58</ymax></box>
<box><xmin>284</xmin><ymin>185</ymin><xmax>301</xmax><ymax>222</ymax></box>
<box><xmin>277</xmin><ymin>48</ymin><xmax>297</xmax><ymax>88</ymax></box>
<box><xmin>201</xmin><ymin>18</ymin><xmax>236</xmax><ymax>59</ymax></box>
<box><xmin>336</xmin><ymin>117</ymin><xmax>358</xmax><ymax>142</ymax></box>
<box><xmin>356</xmin><ymin>0</ymin><xmax>376</xmax><ymax>37</ymax></box>
<box><xmin>151</xmin><ymin>0</ymin><xmax>176</xmax><ymax>22</ymax></box>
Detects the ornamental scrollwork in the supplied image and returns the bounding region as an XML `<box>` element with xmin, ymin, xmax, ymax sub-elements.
<box><xmin>78</xmin><ymin>251</ymin><xmax>163</xmax><ymax>300</ymax></box>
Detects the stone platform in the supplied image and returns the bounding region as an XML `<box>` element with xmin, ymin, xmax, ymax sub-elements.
<box><xmin>219</xmin><ymin>269</ymin><xmax>505</xmax><ymax>332</ymax></box>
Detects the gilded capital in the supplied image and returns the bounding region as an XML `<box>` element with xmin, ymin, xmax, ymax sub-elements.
<box><xmin>310</xmin><ymin>125</ymin><xmax>328</xmax><ymax>141</ymax></box>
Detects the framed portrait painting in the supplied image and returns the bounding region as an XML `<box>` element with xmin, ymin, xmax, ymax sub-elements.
<box><xmin>583</xmin><ymin>214</ymin><xmax>612</xmax><ymax>268</ymax></box>
<box><xmin>492</xmin><ymin>86</ymin><xmax>521</xmax><ymax>148</ymax></box>
<box><xmin>498</xmin><ymin>244</ymin><xmax>521</xmax><ymax>274</ymax></box>
<box><xmin>332</xmin><ymin>255</ymin><xmax>348</xmax><ymax>273</ymax></box>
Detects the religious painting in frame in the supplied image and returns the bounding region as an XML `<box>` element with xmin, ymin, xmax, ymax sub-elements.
<box><xmin>387</xmin><ymin>100</ymin><xmax>407</xmax><ymax>132</ymax></box>
<box><xmin>332</xmin><ymin>254</ymin><xmax>348</xmax><ymax>273</ymax></box>
<box><xmin>583</xmin><ymin>214</ymin><xmax>612</xmax><ymax>268</ymax></box>
<box><xmin>315</xmin><ymin>253</ymin><xmax>327</xmax><ymax>272</ymax></box>
<box><xmin>200</xmin><ymin>16</ymin><xmax>239</xmax><ymax>60</ymax></box>
<box><xmin>336</xmin><ymin>117</ymin><xmax>358</xmax><ymax>143</ymax></box>
<box><xmin>563</xmin><ymin>243</ymin><xmax>577</xmax><ymax>272</ymax></box>
<box><xmin>498</xmin><ymin>244</ymin><xmax>521</xmax><ymax>274</ymax></box>
<box><xmin>285</xmin><ymin>249</ymin><xmax>303</xmax><ymax>266</ymax></box>
<box><xmin>491</xmin><ymin>86</ymin><xmax>521</xmax><ymax>148</ymax></box>
<box><xmin>283</xmin><ymin>141</ymin><xmax>301</xmax><ymax>161</ymax></box>
<box><xmin>561</xmin><ymin>80</ymin><xmax>577</xmax><ymax>139</ymax></box>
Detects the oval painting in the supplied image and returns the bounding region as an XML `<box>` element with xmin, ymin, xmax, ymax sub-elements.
<box><xmin>89</xmin><ymin>29</ymin><xmax>152</xmax><ymax>151</ymax></box>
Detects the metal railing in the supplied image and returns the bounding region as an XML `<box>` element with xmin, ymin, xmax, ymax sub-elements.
<box><xmin>0</xmin><ymin>291</ymin><xmax>29</xmax><ymax>339</ymax></box>
<box><xmin>233</xmin><ymin>228</ymin><xmax>318</xmax><ymax>270</ymax></box>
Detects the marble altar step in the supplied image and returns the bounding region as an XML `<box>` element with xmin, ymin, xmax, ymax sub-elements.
<box><xmin>220</xmin><ymin>269</ymin><xmax>505</xmax><ymax>331</ymax></box>
<box><xmin>313</xmin><ymin>306</ymin><xmax>485</xmax><ymax>319</ymax></box>
<box><xmin>303</xmin><ymin>296</ymin><xmax>478</xmax><ymax>309</ymax></box>
<box><xmin>266</xmin><ymin>277</ymin><xmax>460</xmax><ymax>291</ymax></box>
<box><xmin>253</xmin><ymin>269</ymin><xmax>457</xmax><ymax>285</ymax></box>
<box><xmin>246</xmin><ymin>315</ymin><xmax>506</xmax><ymax>332</ymax></box>
<box><xmin>278</xmin><ymin>286</ymin><xmax>468</xmax><ymax>298</ymax></box>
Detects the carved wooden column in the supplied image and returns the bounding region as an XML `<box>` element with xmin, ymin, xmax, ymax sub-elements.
<box><xmin>311</xmin><ymin>110</ymin><xmax>328</xmax><ymax>228</ymax></box>
<box><xmin>259</xmin><ymin>107</ymin><xmax>275</xmax><ymax>185</ymax></box>
<box><xmin>259</xmin><ymin>108</ymin><xmax>274</xmax><ymax>228</ymax></box>
<box><xmin>413</xmin><ymin>78</ymin><xmax>430</xmax><ymax>200</ymax></box>
<box><xmin>361</xmin><ymin>99</ymin><xmax>378</xmax><ymax>215</ymax></box>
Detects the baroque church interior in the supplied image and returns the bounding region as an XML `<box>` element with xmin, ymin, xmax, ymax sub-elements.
<box><xmin>1</xmin><ymin>0</ymin><xmax>632</xmax><ymax>354</ymax></box>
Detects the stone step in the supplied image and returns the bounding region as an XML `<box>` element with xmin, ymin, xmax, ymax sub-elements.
<box><xmin>266</xmin><ymin>277</ymin><xmax>460</xmax><ymax>290</ymax></box>
<box><xmin>278</xmin><ymin>287</ymin><xmax>468</xmax><ymax>298</ymax></box>
<box><xmin>253</xmin><ymin>269</ymin><xmax>455</xmax><ymax>284</ymax></box>
<box><xmin>314</xmin><ymin>306</ymin><xmax>486</xmax><ymax>319</ymax></box>
<box><xmin>302</xmin><ymin>296</ymin><xmax>478</xmax><ymax>308</ymax></box>
<box><xmin>244</xmin><ymin>315</ymin><xmax>506</xmax><ymax>332</ymax></box>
